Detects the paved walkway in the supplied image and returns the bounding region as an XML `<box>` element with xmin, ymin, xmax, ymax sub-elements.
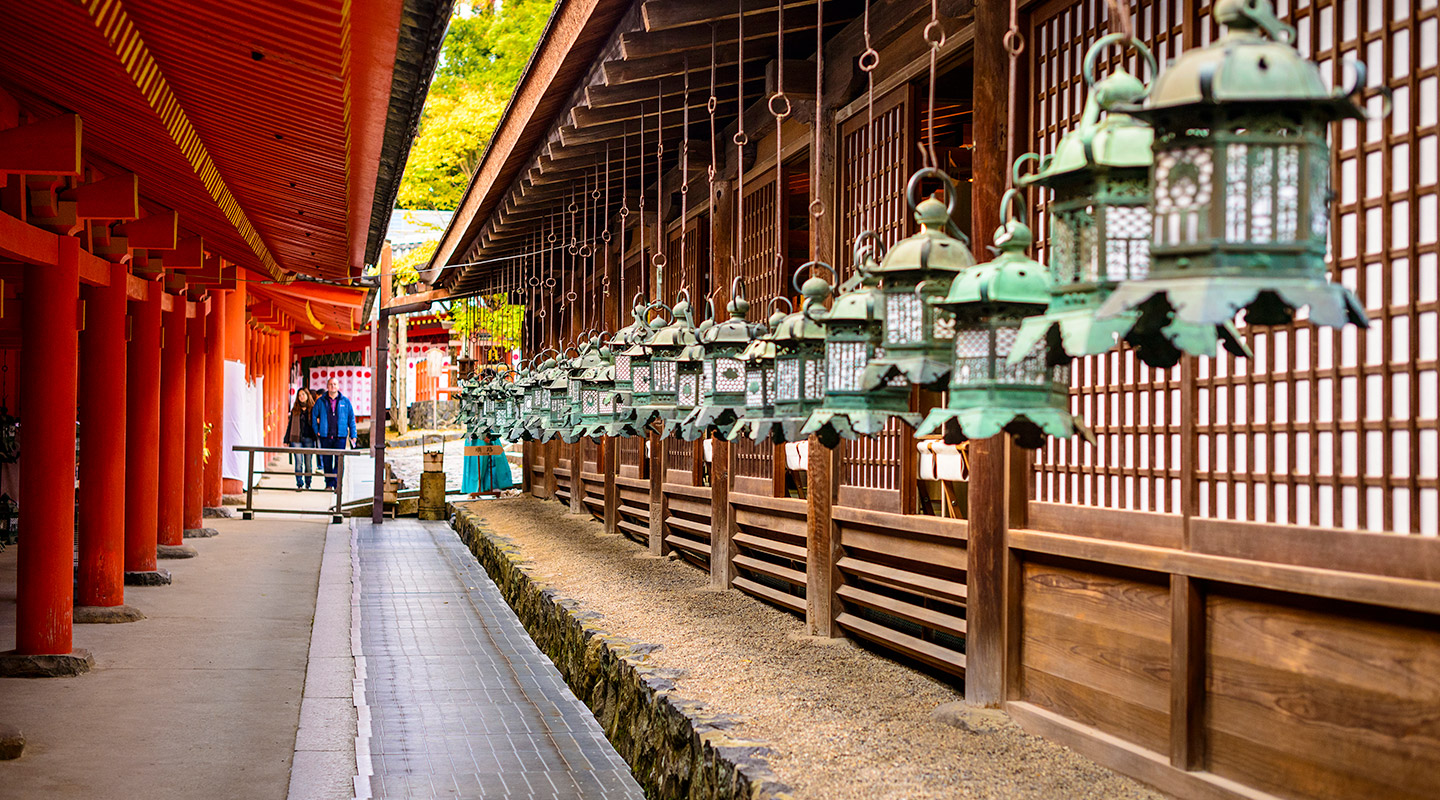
<box><xmin>353</xmin><ymin>518</ymin><xmax>643</xmax><ymax>800</ymax></box>
<box><xmin>0</xmin><ymin>511</ymin><xmax>330</xmax><ymax>799</ymax></box>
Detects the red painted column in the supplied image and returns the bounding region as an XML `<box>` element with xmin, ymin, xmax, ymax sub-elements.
<box><xmin>15</xmin><ymin>236</ymin><xmax>80</xmax><ymax>655</ymax></box>
<box><xmin>203</xmin><ymin>293</ymin><xmax>225</xmax><ymax>508</ymax></box>
<box><xmin>183</xmin><ymin>307</ymin><xmax>205</xmax><ymax>531</ymax></box>
<box><xmin>125</xmin><ymin>286</ymin><xmax>163</xmax><ymax>574</ymax></box>
<box><xmin>76</xmin><ymin>265</ymin><xmax>128</xmax><ymax>608</ymax></box>
<box><xmin>157</xmin><ymin>301</ymin><xmax>186</xmax><ymax>547</ymax></box>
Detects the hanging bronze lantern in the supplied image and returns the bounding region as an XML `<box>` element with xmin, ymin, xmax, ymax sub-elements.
<box><xmin>728</xmin><ymin>300</ymin><xmax>787</xmax><ymax>443</ymax></box>
<box><xmin>633</xmin><ymin>295</ymin><xmax>696</xmax><ymax>432</ymax></box>
<box><xmin>456</xmin><ymin>373</ymin><xmax>483</xmax><ymax>439</ymax></box>
<box><xmin>803</xmin><ymin>234</ymin><xmax>922</xmax><ymax>448</ymax></box>
<box><xmin>682</xmin><ymin>278</ymin><xmax>760</xmax><ymax>441</ymax></box>
<box><xmin>519</xmin><ymin>355</ymin><xmax>559</xmax><ymax>440</ymax></box>
<box><xmin>619</xmin><ymin>302</ymin><xmax>672</xmax><ymax>432</ymax></box>
<box><xmin>917</xmin><ymin>191</ymin><xmax>1094</xmax><ymax>450</ymax></box>
<box><xmin>558</xmin><ymin>338</ymin><xmax>601</xmax><ymax>444</ymax></box>
<box><xmin>508</xmin><ymin>359</ymin><xmax>543</xmax><ymax>441</ymax></box>
<box><xmin>862</xmin><ymin>167</ymin><xmax>977</xmax><ymax>391</ymax></box>
<box><xmin>572</xmin><ymin>338</ymin><xmax>617</xmax><ymax>441</ymax></box>
<box><xmin>606</xmin><ymin>294</ymin><xmax>653</xmax><ymax>436</ymax></box>
<box><xmin>743</xmin><ymin>266</ymin><xmax>832</xmax><ymax>443</ymax></box>
<box><xmin>1097</xmin><ymin>0</ymin><xmax>1373</xmax><ymax>363</ymax></box>
<box><xmin>1011</xmin><ymin>35</ymin><xmax>1247</xmax><ymax>368</ymax></box>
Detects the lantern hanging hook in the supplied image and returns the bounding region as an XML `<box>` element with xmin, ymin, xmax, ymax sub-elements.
<box><xmin>1081</xmin><ymin>33</ymin><xmax>1158</xmax><ymax>99</ymax></box>
<box><xmin>852</xmin><ymin>230</ymin><xmax>886</xmax><ymax>271</ymax></box>
<box><xmin>905</xmin><ymin>166</ymin><xmax>970</xmax><ymax>246</ymax></box>
<box><xmin>792</xmin><ymin>261</ymin><xmax>836</xmax><ymax>295</ymax></box>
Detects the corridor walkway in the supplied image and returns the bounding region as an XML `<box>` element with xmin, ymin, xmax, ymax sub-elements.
<box><xmin>353</xmin><ymin>518</ymin><xmax>643</xmax><ymax>800</ymax></box>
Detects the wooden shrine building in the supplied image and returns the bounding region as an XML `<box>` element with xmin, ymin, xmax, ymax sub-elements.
<box><xmin>415</xmin><ymin>1</ymin><xmax>1440</xmax><ymax>799</ymax></box>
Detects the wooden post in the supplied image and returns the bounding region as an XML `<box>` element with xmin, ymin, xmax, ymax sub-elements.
<box><xmin>709</xmin><ymin>438</ymin><xmax>732</xmax><ymax>589</ymax></box>
<box><xmin>124</xmin><ymin>285</ymin><xmax>164</xmax><ymax>577</ymax></box>
<box><xmin>648</xmin><ymin>431</ymin><xmax>665</xmax><ymax>554</ymax></box>
<box><xmin>966</xmin><ymin>0</ymin><xmax>1010</xmax><ymax>707</ymax></box>
<box><xmin>77</xmin><ymin>265</ymin><xmax>130</xmax><ymax>610</ymax></box>
<box><xmin>182</xmin><ymin>308</ymin><xmax>206</xmax><ymax>533</ymax></box>
<box><xmin>202</xmin><ymin>290</ymin><xmax>225</xmax><ymax>509</ymax></box>
<box><xmin>372</xmin><ymin>242</ymin><xmax>391</xmax><ymax>525</ymax></box>
<box><xmin>1170</xmin><ymin>574</ymin><xmax>1205</xmax><ymax>769</ymax></box>
<box><xmin>570</xmin><ymin>439</ymin><xmax>585</xmax><ymax>514</ymax></box>
<box><xmin>804</xmin><ymin>436</ymin><xmax>841</xmax><ymax>636</ymax></box>
<box><xmin>603</xmin><ymin>437</ymin><xmax>619</xmax><ymax>535</ymax></box>
<box><xmin>544</xmin><ymin>438</ymin><xmax>558</xmax><ymax>499</ymax></box>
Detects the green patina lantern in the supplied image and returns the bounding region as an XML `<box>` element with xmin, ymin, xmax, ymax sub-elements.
<box><xmin>633</xmin><ymin>295</ymin><xmax>696</xmax><ymax>431</ymax></box>
<box><xmin>917</xmin><ymin>190</ymin><xmax>1094</xmax><ymax>450</ymax></box>
<box><xmin>519</xmin><ymin>356</ymin><xmax>560</xmax><ymax>440</ymax></box>
<box><xmin>557</xmin><ymin>339</ymin><xmax>600</xmax><ymax>444</ymax></box>
<box><xmin>862</xmin><ymin>167</ymin><xmax>977</xmax><ymax>391</ymax></box>
<box><xmin>1011</xmin><ymin>35</ymin><xmax>1248</xmax><ymax>368</ymax></box>
<box><xmin>1098</xmin><ymin>0</ymin><xmax>1372</xmax><ymax>363</ymax></box>
<box><xmin>728</xmin><ymin>301</ymin><xmax>787</xmax><ymax>443</ymax></box>
<box><xmin>620</xmin><ymin>302</ymin><xmax>673</xmax><ymax>431</ymax></box>
<box><xmin>539</xmin><ymin>350</ymin><xmax>579</xmax><ymax>442</ymax></box>
<box><xmin>607</xmin><ymin>295</ymin><xmax>654</xmax><ymax>436</ymax></box>
<box><xmin>802</xmin><ymin>234</ymin><xmax>921</xmax><ymax>448</ymax></box>
<box><xmin>743</xmin><ymin>265</ymin><xmax>832</xmax><ymax>443</ymax></box>
<box><xmin>456</xmin><ymin>373</ymin><xmax>483</xmax><ymax>437</ymax></box>
<box><xmin>682</xmin><ymin>278</ymin><xmax>760</xmax><ymax>440</ymax></box>
<box><xmin>508</xmin><ymin>359</ymin><xmax>543</xmax><ymax>441</ymax></box>
<box><xmin>662</xmin><ymin>300</ymin><xmax>713</xmax><ymax>440</ymax></box>
<box><xmin>572</xmin><ymin>337</ymin><xmax>617</xmax><ymax>441</ymax></box>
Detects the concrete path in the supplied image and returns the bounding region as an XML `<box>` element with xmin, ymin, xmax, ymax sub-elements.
<box><xmin>352</xmin><ymin>518</ymin><xmax>643</xmax><ymax>800</ymax></box>
<box><xmin>0</xmin><ymin>510</ymin><xmax>330</xmax><ymax>799</ymax></box>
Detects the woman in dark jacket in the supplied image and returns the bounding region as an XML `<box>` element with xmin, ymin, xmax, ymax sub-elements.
<box><xmin>284</xmin><ymin>388</ymin><xmax>317</xmax><ymax>489</ymax></box>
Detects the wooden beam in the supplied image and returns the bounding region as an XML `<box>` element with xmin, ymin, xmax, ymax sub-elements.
<box><xmin>601</xmin><ymin>41</ymin><xmax>767</xmax><ymax>86</ymax></box>
<box><xmin>0</xmin><ymin>115</ymin><xmax>82</xmax><ymax>176</ymax></box>
<box><xmin>159</xmin><ymin>236</ymin><xmax>205</xmax><ymax>269</ymax></box>
<box><xmin>115</xmin><ymin>212</ymin><xmax>178</xmax><ymax>250</ymax></box>
<box><xmin>621</xmin><ymin>6</ymin><xmax>820</xmax><ymax>59</ymax></box>
<box><xmin>586</xmin><ymin>64</ymin><xmax>741</xmax><ymax>109</ymax></box>
<box><xmin>640</xmin><ymin>0</ymin><xmax>818</xmax><ymax>33</ymax></box>
<box><xmin>61</xmin><ymin>172</ymin><xmax>140</xmax><ymax>220</ymax></box>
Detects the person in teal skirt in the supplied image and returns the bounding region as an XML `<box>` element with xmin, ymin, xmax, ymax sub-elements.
<box><xmin>461</xmin><ymin>431</ymin><xmax>514</xmax><ymax>495</ymax></box>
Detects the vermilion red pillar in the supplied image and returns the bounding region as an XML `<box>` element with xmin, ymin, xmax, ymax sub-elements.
<box><xmin>157</xmin><ymin>302</ymin><xmax>188</xmax><ymax>551</ymax></box>
<box><xmin>203</xmin><ymin>293</ymin><xmax>225</xmax><ymax>508</ymax></box>
<box><xmin>13</xmin><ymin>236</ymin><xmax>82</xmax><ymax>661</ymax></box>
<box><xmin>183</xmin><ymin>307</ymin><xmax>205</xmax><ymax>533</ymax></box>
<box><xmin>76</xmin><ymin>264</ymin><xmax>135</xmax><ymax>616</ymax></box>
<box><xmin>125</xmin><ymin>285</ymin><xmax>167</xmax><ymax>582</ymax></box>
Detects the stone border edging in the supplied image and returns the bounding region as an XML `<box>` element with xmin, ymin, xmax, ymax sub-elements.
<box><xmin>451</xmin><ymin>506</ymin><xmax>794</xmax><ymax>800</ymax></box>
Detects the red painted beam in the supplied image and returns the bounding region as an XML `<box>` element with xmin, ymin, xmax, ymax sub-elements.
<box><xmin>0</xmin><ymin>114</ymin><xmax>82</xmax><ymax>176</ymax></box>
<box><xmin>61</xmin><ymin>172</ymin><xmax>140</xmax><ymax>220</ymax></box>
<box><xmin>116</xmin><ymin>212</ymin><xmax>178</xmax><ymax>250</ymax></box>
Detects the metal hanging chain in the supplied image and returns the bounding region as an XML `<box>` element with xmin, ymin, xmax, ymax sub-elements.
<box><xmin>921</xmin><ymin>0</ymin><xmax>945</xmax><ymax>170</ymax></box>
<box><xmin>1005</xmin><ymin>0</ymin><xmax>1026</xmax><ymax>171</ymax></box>
<box><xmin>639</xmin><ymin>103</ymin><xmax>647</xmax><ymax>296</ymax></box>
<box><xmin>772</xmin><ymin>0</ymin><xmax>788</xmax><ymax>276</ymax></box>
<box><xmin>810</xmin><ymin>0</ymin><xmax>825</xmax><ymax>226</ymax></box>
<box><xmin>680</xmin><ymin>55</ymin><xmax>690</xmax><ymax>293</ymax></box>
<box><xmin>654</xmin><ymin>79</ymin><xmax>666</xmax><ymax>297</ymax></box>
<box><xmin>602</xmin><ymin>143</ymin><xmax>612</xmax><ymax>244</ymax></box>
<box><xmin>734</xmin><ymin>0</ymin><xmax>746</xmax><ymax>283</ymax></box>
<box><xmin>708</xmin><ymin>23</ymin><xmax>719</xmax><ymax>301</ymax></box>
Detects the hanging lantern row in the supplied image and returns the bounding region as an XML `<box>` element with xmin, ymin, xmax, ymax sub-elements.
<box><xmin>463</xmin><ymin>0</ymin><xmax>1372</xmax><ymax>452</ymax></box>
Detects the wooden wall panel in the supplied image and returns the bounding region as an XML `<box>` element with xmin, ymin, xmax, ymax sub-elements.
<box><xmin>1018</xmin><ymin>559</ymin><xmax>1172</xmax><ymax>754</ymax></box>
<box><xmin>1204</xmin><ymin>589</ymin><xmax>1440</xmax><ymax>800</ymax></box>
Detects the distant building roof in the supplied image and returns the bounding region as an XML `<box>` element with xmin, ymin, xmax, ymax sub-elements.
<box><xmin>387</xmin><ymin>209</ymin><xmax>455</xmax><ymax>257</ymax></box>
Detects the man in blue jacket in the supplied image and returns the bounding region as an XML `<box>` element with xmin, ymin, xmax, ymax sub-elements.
<box><xmin>312</xmin><ymin>378</ymin><xmax>357</xmax><ymax>489</ymax></box>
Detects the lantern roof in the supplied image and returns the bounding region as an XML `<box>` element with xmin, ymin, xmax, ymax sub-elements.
<box><xmin>1139</xmin><ymin>0</ymin><xmax>1365</xmax><ymax>120</ymax></box>
<box><xmin>872</xmin><ymin>197</ymin><xmax>975</xmax><ymax>277</ymax></box>
<box><xmin>649</xmin><ymin>299</ymin><xmax>699</xmax><ymax>349</ymax></box>
<box><xmin>934</xmin><ymin>216</ymin><xmax>1051</xmax><ymax>312</ymax></box>
<box><xmin>1022</xmin><ymin>76</ymin><xmax>1152</xmax><ymax>185</ymax></box>
<box><xmin>772</xmin><ymin>278</ymin><xmax>829</xmax><ymax>342</ymax></box>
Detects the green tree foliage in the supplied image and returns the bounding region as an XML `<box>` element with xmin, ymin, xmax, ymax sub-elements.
<box><xmin>448</xmin><ymin>295</ymin><xmax>524</xmax><ymax>354</ymax></box>
<box><xmin>397</xmin><ymin>0</ymin><xmax>556</xmax><ymax>210</ymax></box>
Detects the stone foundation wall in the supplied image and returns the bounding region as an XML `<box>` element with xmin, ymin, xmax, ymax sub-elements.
<box><xmin>406</xmin><ymin>399</ymin><xmax>459</xmax><ymax>430</ymax></box>
<box><xmin>451</xmin><ymin>506</ymin><xmax>792</xmax><ymax>800</ymax></box>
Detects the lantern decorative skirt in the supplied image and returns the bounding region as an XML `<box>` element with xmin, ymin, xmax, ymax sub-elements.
<box><xmin>607</xmin><ymin>297</ymin><xmax>656</xmax><ymax>437</ymax></box>
<box><xmin>1097</xmin><ymin>0</ymin><xmax>1371</xmax><ymax>365</ymax></box>
<box><xmin>916</xmin><ymin>192</ymin><xmax>1094</xmax><ymax>450</ymax></box>
<box><xmin>802</xmin><ymin>239</ymin><xmax>920</xmax><ymax>448</ymax></box>
<box><xmin>728</xmin><ymin>306</ymin><xmax>784</xmax><ymax>443</ymax></box>
<box><xmin>861</xmin><ymin>168</ymin><xmax>976</xmax><ymax>392</ymax></box>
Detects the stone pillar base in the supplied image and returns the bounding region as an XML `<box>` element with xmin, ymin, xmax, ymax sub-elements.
<box><xmin>74</xmin><ymin>605</ymin><xmax>147</xmax><ymax>624</ymax></box>
<box><xmin>221</xmin><ymin>493</ymin><xmax>247</xmax><ymax>506</ymax></box>
<box><xmin>183</xmin><ymin>527</ymin><xmax>220</xmax><ymax>538</ymax></box>
<box><xmin>157</xmin><ymin>544</ymin><xmax>198</xmax><ymax>559</ymax></box>
<box><xmin>0</xmin><ymin>649</ymin><xmax>94</xmax><ymax>678</ymax></box>
<box><xmin>124</xmin><ymin>569</ymin><xmax>173</xmax><ymax>586</ymax></box>
<box><xmin>203</xmin><ymin>506</ymin><xmax>239</xmax><ymax>519</ymax></box>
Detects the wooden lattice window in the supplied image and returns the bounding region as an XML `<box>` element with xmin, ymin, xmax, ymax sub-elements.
<box><xmin>733</xmin><ymin>174</ymin><xmax>782</xmax><ymax>481</ymax></box>
<box><xmin>1028</xmin><ymin>0</ymin><xmax>1438</xmax><ymax>533</ymax></box>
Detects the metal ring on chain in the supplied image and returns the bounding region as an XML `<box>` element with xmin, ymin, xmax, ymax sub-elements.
<box><xmin>619</xmin><ymin>205</ymin><xmax>630</xmax><ymax>217</ymax></box>
<box><xmin>809</xmin><ymin>198</ymin><xmax>825</xmax><ymax>219</ymax></box>
<box><xmin>579</xmin><ymin>243</ymin><xmax>592</xmax><ymax>258</ymax></box>
<box><xmin>592</xmin><ymin>188</ymin><xmax>602</xmax><ymax>200</ymax></box>
<box><xmin>858</xmin><ymin>48</ymin><xmax>880</xmax><ymax>72</ymax></box>
<box><xmin>545</xmin><ymin>277</ymin><xmax>557</xmax><ymax>288</ymax></box>
<box><xmin>567</xmin><ymin>291</ymin><xmax>578</xmax><ymax>302</ymax></box>
<box><xmin>923</xmin><ymin>20</ymin><xmax>945</xmax><ymax>48</ymax></box>
<box><xmin>601</xmin><ymin>231</ymin><xmax>612</xmax><ymax>242</ymax></box>
<box><xmin>651</xmin><ymin>254</ymin><xmax>667</xmax><ymax>269</ymax></box>
<box><xmin>768</xmin><ymin>93</ymin><xmax>791</xmax><ymax>119</ymax></box>
<box><xmin>706</xmin><ymin>96</ymin><xmax>717</xmax><ymax>113</ymax></box>
<box><xmin>733</xmin><ymin>131</ymin><xmax>749</xmax><ymax>146</ymax></box>
<box><xmin>528</xmin><ymin>276</ymin><xmax>540</xmax><ymax>287</ymax></box>
<box><xmin>568</xmin><ymin>202</ymin><xmax>578</xmax><ymax>213</ymax></box>
<box><xmin>1002</xmin><ymin>28</ymin><xmax>1025</xmax><ymax>55</ymax></box>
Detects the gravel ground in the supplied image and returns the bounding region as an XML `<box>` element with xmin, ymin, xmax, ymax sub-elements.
<box><xmin>459</xmin><ymin>496</ymin><xmax>1167</xmax><ymax>800</ymax></box>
